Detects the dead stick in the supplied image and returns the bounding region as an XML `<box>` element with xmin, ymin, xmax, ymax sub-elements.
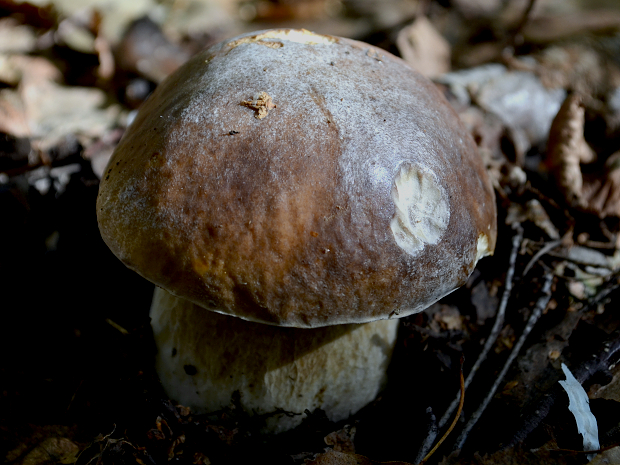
<box><xmin>415</xmin><ymin>407</ymin><xmax>438</xmax><ymax>464</ymax></box>
<box><xmin>436</xmin><ymin>224</ymin><xmax>523</xmax><ymax>432</ymax></box>
<box><xmin>522</xmin><ymin>239</ymin><xmax>562</xmax><ymax>277</ymax></box>
<box><xmin>507</xmin><ymin>0</ymin><xmax>537</xmax><ymax>50</ymax></box>
<box><xmin>454</xmin><ymin>273</ymin><xmax>554</xmax><ymax>451</ymax></box>
<box><xmin>419</xmin><ymin>356</ymin><xmax>466</xmax><ymax>464</ymax></box>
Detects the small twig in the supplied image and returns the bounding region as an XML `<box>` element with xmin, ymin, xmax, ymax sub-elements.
<box><xmin>583</xmin><ymin>269</ymin><xmax>620</xmax><ymax>310</ymax></box>
<box><xmin>506</xmin><ymin>0</ymin><xmax>537</xmax><ymax>50</ymax></box>
<box><xmin>522</xmin><ymin>239</ymin><xmax>563</xmax><ymax>277</ymax></box>
<box><xmin>415</xmin><ymin>408</ymin><xmax>438</xmax><ymax>464</ymax></box>
<box><xmin>454</xmin><ymin>273</ymin><xmax>554</xmax><ymax>451</ymax></box>
<box><xmin>66</xmin><ymin>379</ymin><xmax>84</xmax><ymax>412</ymax></box>
<box><xmin>437</xmin><ymin>224</ymin><xmax>523</xmax><ymax>431</ymax></box>
<box><xmin>106</xmin><ymin>318</ymin><xmax>129</xmax><ymax>335</ymax></box>
<box><xmin>419</xmin><ymin>356</ymin><xmax>465</xmax><ymax>464</ymax></box>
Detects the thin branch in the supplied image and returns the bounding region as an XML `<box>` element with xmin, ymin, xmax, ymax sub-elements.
<box><xmin>419</xmin><ymin>356</ymin><xmax>465</xmax><ymax>464</ymax></box>
<box><xmin>437</xmin><ymin>224</ymin><xmax>523</xmax><ymax>431</ymax></box>
<box><xmin>501</xmin><ymin>269</ymin><xmax>620</xmax><ymax>450</ymax></box>
<box><xmin>522</xmin><ymin>239</ymin><xmax>563</xmax><ymax>277</ymax></box>
<box><xmin>506</xmin><ymin>0</ymin><xmax>538</xmax><ymax>50</ymax></box>
<box><xmin>454</xmin><ymin>273</ymin><xmax>554</xmax><ymax>451</ymax></box>
<box><xmin>415</xmin><ymin>408</ymin><xmax>438</xmax><ymax>464</ymax></box>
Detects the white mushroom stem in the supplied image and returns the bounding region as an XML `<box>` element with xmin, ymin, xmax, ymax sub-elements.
<box><xmin>150</xmin><ymin>287</ymin><xmax>400</xmax><ymax>433</ymax></box>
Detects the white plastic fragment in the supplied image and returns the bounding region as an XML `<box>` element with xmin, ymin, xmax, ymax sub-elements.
<box><xmin>559</xmin><ymin>363</ymin><xmax>600</xmax><ymax>460</ymax></box>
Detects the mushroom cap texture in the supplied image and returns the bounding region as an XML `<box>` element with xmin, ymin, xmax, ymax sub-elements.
<box><xmin>97</xmin><ymin>29</ymin><xmax>497</xmax><ymax>328</ymax></box>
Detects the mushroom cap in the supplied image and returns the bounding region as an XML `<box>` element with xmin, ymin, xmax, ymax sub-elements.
<box><xmin>97</xmin><ymin>29</ymin><xmax>497</xmax><ymax>328</ymax></box>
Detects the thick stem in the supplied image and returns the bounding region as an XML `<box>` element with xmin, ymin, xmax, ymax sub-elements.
<box><xmin>150</xmin><ymin>287</ymin><xmax>400</xmax><ymax>433</ymax></box>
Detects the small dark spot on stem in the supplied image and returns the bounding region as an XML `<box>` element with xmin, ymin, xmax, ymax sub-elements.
<box><xmin>184</xmin><ymin>364</ymin><xmax>197</xmax><ymax>375</ymax></box>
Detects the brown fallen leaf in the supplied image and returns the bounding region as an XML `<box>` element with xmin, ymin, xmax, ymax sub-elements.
<box><xmin>324</xmin><ymin>425</ymin><xmax>356</xmax><ymax>454</ymax></box>
<box><xmin>589</xmin><ymin>446</ymin><xmax>620</xmax><ymax>464</ymax></box>
<box><xmin>396</xmin><ymin>16</ymin><xmax>451</xmax><ymax>79</ymax></box>
<box><xmin>20</xmin><ymin>437</ymin><xmax>79</xmax><ymax>465</ymax></box>
<box><xmin>0</xmin><ymin>89</ymin><xmax>29</xmax><ymax>137</ymax></box>
<box><xmin>116</xmin><ymin>17</ymin><xmax>191</xmax><ymax>83</ymax></box>
<box><xmin>589</xmin><ymin>360</ymin><xmax>620</xmax><ymax>402</ymax></box>
<box><xmin>546</xmin><ymin>93</ymin><xmax>596</xmax><ymax>206</ymax></box>
<box><xmin>523</xmin><ymin>10</ymin><xmax>620</xmax><ymax>44</ymax></box>
<box><xmin>581</xmin><ymin>151</ymin><xmax>620</xmax><ymax>218</ymax></box>
<box><xmin>0</xmin><ymin>17</ymin><xmax>37</xmax><ymax>54</ymax></box>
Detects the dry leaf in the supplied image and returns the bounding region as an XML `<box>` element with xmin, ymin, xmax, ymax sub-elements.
<box><xmin>116</xmin><ymin>17</ymin><xmax>191</xmax><ymax>83</ymax></box>
<box><xmin>581</xmin><ymin>151</ymin><xmax>620</xmax><ymax>218</ymax></box>
<box><xmin>0</xmin><ymin>54</ymin><xmax>62</xmax><ymax>88</ymax></box>
<box><xmin>546</xmin><ymin>93</ymin><xmax>596</xmax><ymax>206</ymax></box>
<box><xmin>324</xmin><ymin>425</ymin><xmax>356</xmax><ymax>454</ymax></box>
<box><xmin>523</xmin><ymin>10</ymin><xmax>620</xmax><ymax>44</ymax></box>
<box><xmin>0</xmin><ymin>18</ymin><xmax>37</xmax><ymax>54</ymax></box>
<box><xmin>589</xmin><ymin>446</ymin><xmax>620</xmax><ymax>465</ymax></box>
<box><xmin>0</xmin><ymin>89</ymin><xmax>29</xmax><ymax>137</ymax></box>
<box><xmin>22</xmin><ymin>80</ymin><xmax>122</xmax><ymax>151</ymax></box>
<box><xmin>434</xmin><ymin>305</ymin><xmax>463</xmax><ymax>331</ymax></box>
<box><xmin>396</xmin><ymin>16</ymin><xmax>451</xmax><ymax>79</ymax></box>
<box><xmin>19</xmin><ymin>437</ymin><xmax>79</xmax><ymax>465</ymax></box>
<box><xmin>451</xmin><ymin>0</ymin><xmax>501</xmax><ymax>17</ymax></box>
<box><xmin>535</xmin><ymin>44</ymin><xmax>611</xmax><ymax>96</ymax></box>
<box><xmin>590</xmin><ymin>362</ymin><xmax>620</xmax><ymax>403</ymax></box>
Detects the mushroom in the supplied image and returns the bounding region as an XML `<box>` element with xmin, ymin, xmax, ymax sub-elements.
<box><xmin>96</xmin><ymin>29</ymin><xmax>497</xmax><ymax>433</ymax></box>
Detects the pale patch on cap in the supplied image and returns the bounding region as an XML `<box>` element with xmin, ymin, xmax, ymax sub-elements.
<box><xmin>475</xmin><ymin>233</ymin><xmax>492</xmax><ymax>262</ymax></box>
<box><xmin>227</xmin><ymin>29</ymin><xmax>336</xmax><ymax>50</ymax></box>
<box><xmin>390</xmin><ymin>163</ymin><xmax>450</xmax><ymax>256</ymax></box>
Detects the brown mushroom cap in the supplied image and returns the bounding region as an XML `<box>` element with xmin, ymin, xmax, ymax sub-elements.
<box><xmin>97</xmin><ymin>29</ymin><xmax>497</xmax><ymax>328</ymax></box>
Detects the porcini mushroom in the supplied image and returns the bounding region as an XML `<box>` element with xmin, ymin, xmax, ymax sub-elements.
<box><xmin>97</xmin><ymin>29</ymin><xmax>497</xmax><ymax>433</ymax></box>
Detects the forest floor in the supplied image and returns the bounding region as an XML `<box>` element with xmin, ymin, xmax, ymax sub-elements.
<box><xmin>3</xmin><ymin>0</ymin><xmax>620</xmax><ymax>464</ymax></box>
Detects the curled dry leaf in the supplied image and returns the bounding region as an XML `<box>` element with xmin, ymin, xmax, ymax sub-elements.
<box><xmin>324</xmin><ymin>425</ymin><xmax>357</xmax><ymax>454</ymax></box>
<box><xmin>546</xmin><ymin>93</ymin><xmax>596</xmax><ymax>206</ymax></box>
<box><xmin>582</xmin><ymin>152</ymin><xmax>620</xmax><ymax>218</ymax></box>
<box><xmin>589</xmin><ymin>360</ymin><xmax>620</xmax><ymax>403</ymax></box>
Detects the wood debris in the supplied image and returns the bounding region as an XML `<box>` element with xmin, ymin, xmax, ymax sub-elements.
<box><xmin>240</xmin><ymin>92</ymin><xmax>276</xmax><ymax>119</ymax></box>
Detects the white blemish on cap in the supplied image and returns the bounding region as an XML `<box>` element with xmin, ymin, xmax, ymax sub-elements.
<box><xmin>390</xmin><ymin>164</ymin><xmax>449</xmax><ymax>256</ymax></box>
